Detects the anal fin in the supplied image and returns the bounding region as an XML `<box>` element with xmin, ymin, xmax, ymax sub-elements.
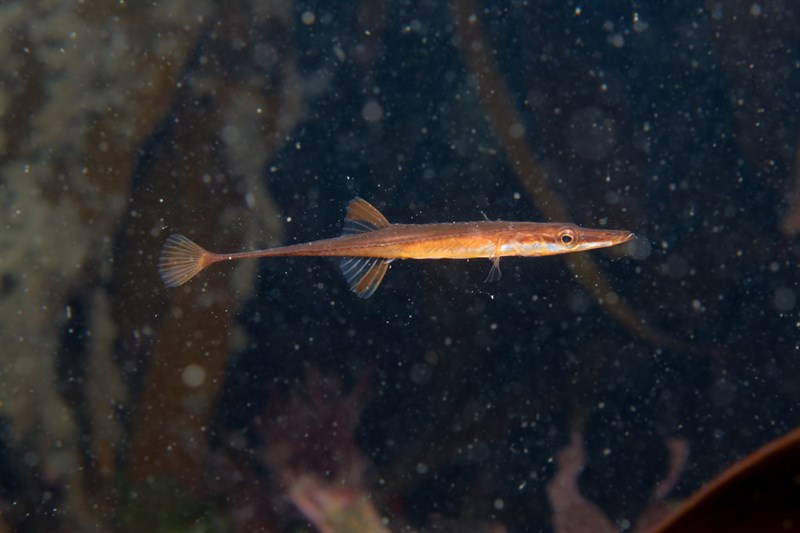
<box><xmin>339</xmin><ymin>257</ymin><xmax>391</xmax><ymax>298</ymax></box>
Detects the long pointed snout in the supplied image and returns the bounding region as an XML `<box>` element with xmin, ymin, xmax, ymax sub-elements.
<box><xmin>614</xmin><ymin>230</ymin><xmax>636</xmax><ymax>244</ymax></box>
<box><xmin>573</xmin><ymin>227</ymin><xmax>635</xmax><ymax>252</ymax></box>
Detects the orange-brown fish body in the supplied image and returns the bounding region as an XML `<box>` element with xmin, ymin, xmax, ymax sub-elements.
<box><xmin>356</xmin><ymin>223</ymin><xmax>504</xmax><ymax>260</ymax></box>
<box><xmin>335</xmin><ymin>221</ymin><xmax>629</xmax><ymax>260</ymax></box>
<box><xmin>235</xmin><ymin>222</ymin><xmax>630</xmax><ymax>259</ymax></box>
<box><xmin>247</xmin><ymin>223</ymin><xmax>513</xmax><ymax>259</ymax></box>
<box><xmin>159</xmin><ymin>198</ymin><xmax>634</xmax><ymax>298</ymax></box>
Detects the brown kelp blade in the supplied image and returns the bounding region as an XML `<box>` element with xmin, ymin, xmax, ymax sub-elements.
<box><xmin>158</xmin><ymin>234</ymin><xmax>211</xmax><ymax>287</ymax></box>
<box><xmin>646</xmin><ymin>426</ymin><xmax>800</xmax><ymax>533</ymax></box>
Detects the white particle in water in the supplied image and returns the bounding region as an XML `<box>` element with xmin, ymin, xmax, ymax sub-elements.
<box><xmin>362</xmin><ymin>100</ymin><xmax>384</xmax><ymax>123</ymax></box>
<box><xmin>301</xmin><ymin>11</ymin><xmax>315</xmax><ymax>25</ymax></box>
<box><xmin>182</xmin><ymin>364</ymin><xmax>207</xmax><ymax>388</ymax></box>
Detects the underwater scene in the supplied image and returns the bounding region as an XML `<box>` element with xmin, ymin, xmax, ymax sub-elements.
<box><xmin>1</xmin><ymin>1</ymin><xmax>800</xmax><ymax>531</ymax></box>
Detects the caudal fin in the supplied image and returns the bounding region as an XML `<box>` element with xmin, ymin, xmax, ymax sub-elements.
<box><xmin>158</xmin><ymin>234</ymin><xmax>212</xmax><ymax>287</ymax></box>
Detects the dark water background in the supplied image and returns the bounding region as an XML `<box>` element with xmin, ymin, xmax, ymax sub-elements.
<box><xmin>1</xmin><ymin>1</ymin><xmax>799</xmax><ymax>531</ymax></box>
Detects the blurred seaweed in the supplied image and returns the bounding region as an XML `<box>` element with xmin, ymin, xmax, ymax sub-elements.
<box><xmin>1</xmin><ymin>0</ymin><xmax>799</xmax><ymax>531</ymax></box>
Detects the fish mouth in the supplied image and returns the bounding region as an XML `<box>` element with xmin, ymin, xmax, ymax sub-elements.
<box><xmin>594</xmin><ymin>229</ymin><xmax>635</xmax><ymax>245</ymax></box>
<box><xmin>575</xmin><ymin>229</ymin><xmax>636</xmax><ymax>252</ymax></box>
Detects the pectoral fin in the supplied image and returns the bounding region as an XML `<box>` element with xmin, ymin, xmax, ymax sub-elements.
<box><xmin>485</xmin><ymin>256</ymin><xmax>502</xmax><ymax>282</ymax></box>
<box><xmin>339</xmin><ymin>257</ymin><xmax>391</xmax><ymax>298</ymax></box>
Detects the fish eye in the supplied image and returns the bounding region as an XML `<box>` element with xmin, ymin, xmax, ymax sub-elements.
<box><xmin>557</xmin><ymin>227</ymin><xmax>578</xmax><ymax>248</ymax></box>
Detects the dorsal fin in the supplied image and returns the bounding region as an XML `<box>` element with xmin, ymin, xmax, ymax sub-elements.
<box><xmin>342</xmin><ymin>197</ymin><xmax>390</xmax><ymax>235</ymax></box>
<box><xmin>339</xmin><ymin>257</ymin><xmax>391</xmax><ymax>298</ymax></box>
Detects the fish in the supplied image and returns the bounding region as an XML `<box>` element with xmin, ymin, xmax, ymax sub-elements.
<box><xmin>158</xmin><ymin>197</ymin><xmax>635</xmax><ymax>298</ymax></box>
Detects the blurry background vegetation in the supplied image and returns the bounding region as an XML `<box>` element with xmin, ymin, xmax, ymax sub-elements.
<box><xmin>0</xmin><ymin>0</ymin><xmax>799</xmax><ymax>531</ymax></box>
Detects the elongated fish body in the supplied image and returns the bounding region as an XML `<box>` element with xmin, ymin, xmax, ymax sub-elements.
<box><xmin>159</xmin><ymin>197</ymin><xmax>634</xmax><ymax>298</ymax></box>
<box><xmin>245</xmin><ymin>221</ymin><xmax>624</xmax><ymax>260</ymax></box>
